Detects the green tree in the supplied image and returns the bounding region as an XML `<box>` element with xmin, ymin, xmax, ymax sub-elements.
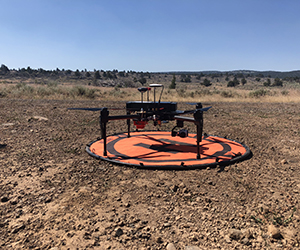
<box><xmin>75</xmin><ymin>69</ymin><xmax>81</xmax><ymax>77</ymax></box>
<box><xmin>94</xmin><ymin>70</ymin><xmax>101</xmax><ymax>79</ymax></box>
<box><xmin>241</xmin><ymin>78</ymin><xmax>247</xmax><ymax>85</ymax></box>
<box><xmin>138</xmin><ymin>77</ymin><xmax>147</xmax><ymax>85</ymax></box>
<box><xmin>263</xmin><ymin>79</ymin><xmax>271</xmax><ymax>86</ymax></box>
<box><xmin>201</xmin><ymin>78</ymin><xmax>212</xmax><ymax>87</ymax></box>
<box><xmin>169</xmin><ymin>74</ymin><xmax>176</xmax><ymax>89</ymax></box>
<box><xmin>227</xmin><ymin>77</ymin><xmax>239</xmax><ymax>87</ymax></box>
<box><xmin>0</xmin><ymin>64</ymin><xmax>9</xmax><ymax>74</ymax></box>
<box><xmin>273</xmin><ymin>78</ymin><xmax>283</xmax><ymax>87</ymax></box>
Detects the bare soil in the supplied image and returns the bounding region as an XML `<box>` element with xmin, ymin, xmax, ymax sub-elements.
<box><xmin>0</xmin><ymin>99</ymin><xmax>300</xmax><ymax>249</ymax></box>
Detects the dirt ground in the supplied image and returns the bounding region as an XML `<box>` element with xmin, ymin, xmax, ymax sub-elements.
<box><xmin>0</xmin><ymin>99</ymin><xmax>300</xmax><ymax>250</ymax></box>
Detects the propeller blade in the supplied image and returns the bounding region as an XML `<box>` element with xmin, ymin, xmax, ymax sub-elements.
<box><xmin>201</xmin><ymin>106</ymin><xmax>212</xmax><ymax>112</ymax></box>
<box><xmin>176</xmin><ymin>106</ymin><xmax>212</xmax><ymax>115</ymax></box>
<box><xmin>68</xmin><ymin>107</ymin><xmax>125</xmax><ymax>111</ymax></box>
<box><xmin>186</xmin><ymin>102</ymin><xmax>198</xmax><ymax>106</ymax></box>
<box><xmin>68</xmin><ymin>107</ymin><xmax>103</xmax><ymax>111</ymax></box>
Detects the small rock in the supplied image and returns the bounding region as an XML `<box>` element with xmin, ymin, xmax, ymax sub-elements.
<box><xmin>241</xmin><ymin>237</ymin><xmax>250</xmax><ymax>245</ymax></box>
<box><xmin>224</xmin><ymin>235</ymin><xmax>232</xmax><ymax>243</ymax></box>
<box><xmin>228</xmin><ymin>229</ymin><xmax>243</xmax><ymax>240</ymax></box>
<box><xmin>163</xmin><ymin>223</ymin><xmax>171</xmax><ymax>228</ymax></box>
<box><xmin>268</xmin><ymin>224</ymin><xmax>282</xmax><ymax>239</ymax></box>
<box><xmin>156</xmin><ymin>236</ymin><xmax>163</xmax><ymax>243</ymax></box>
<box><xmin>11</xmin><ymin>224</ymin><xmax>25</xmax><ymax>234</ymax></box>
<box><xmin>1</xmin><ymin>123</ymin><xmax>15</xmax><ymax>127</ymax></box>
<box><xmin>171</xmin><ymin>185</ymin><xmax>178</xmax><ymax>192</ymax></box>
<box><xmin>114</xmin><ymin>228</ymin><xmax>123</xmax><ymax>237</ymax></box>
<box><xmin>28</xmin><ymin>116</ymin><xmax>49</xmax><ymax>122</ymax></box>
<box><xmin>282</xmin><ymin>228</ymin><xmax>296</xmax><ymax>241</ymax></box>
<box><xmin>1</xmin><ymin>196</ymin><xmax>9</xmax><ymax>203</ymax></box>
<box><xmin>184</xmin><ymin>246</ymin><xmax>201</xmax><ymax>250</ymax></box>
<box><xmin>281</xmin><ymin>159</ymin><xmax>288</xmax><ymax>165</ymax></box>
<box><xmin>166</xmin><ymin>243</ymin><xmax>176</xmax><ymax>250</ymax></box>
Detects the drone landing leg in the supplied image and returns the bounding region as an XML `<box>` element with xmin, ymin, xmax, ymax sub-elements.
<box><xmin>127</xmin><ymin>112</ymin><xmax>131</xmax><ymax>138</ymax></box>
<box><xmin>196</xmin><ymin>124</ymin><xmax>201</xmax><ymax>159</ymax></box>
<box><xmin>194</xmin><ymin>109</ymin><xmax>203</xmax><ymax>160</ymax></box>
<box><xmin>100</xmin><ymin>108</ymin><xmax>109</xmax><ymax>156</ymax></box>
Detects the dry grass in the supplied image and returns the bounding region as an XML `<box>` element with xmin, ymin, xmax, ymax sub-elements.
<box><xmin>1</xmin><ymin>81</ymin><xmax>300</xmax><ymax>103</ymax></box>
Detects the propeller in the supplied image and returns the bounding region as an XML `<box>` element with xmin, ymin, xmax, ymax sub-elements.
<box><xmin>176</xmin><ymin>106</ymin><xmax>212</xmax><ymax>115</ymax></box>
<box><xmin>186</xmin><ymin>102</ymin><xmax>199</xmax><ymax>106</ymax></box>
<box><xmin>68</xmin><ymin>107</ymin><xmax>124</xmax><ymax>111</ymax></box>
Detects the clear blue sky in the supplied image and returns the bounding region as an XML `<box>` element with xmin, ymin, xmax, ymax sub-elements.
<box><xmin>1</xmin><ymin>0</ymin><xmax>299</xmax><ymax>72</ymax></box>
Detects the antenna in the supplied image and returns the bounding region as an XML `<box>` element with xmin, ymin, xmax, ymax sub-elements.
<box><xmin>138</xmin><ymin>87</ymin><xmax>151</xmax><ymax>103</ymax></box>
<box><xmin>149</xmin><ymin>84</ymin><xmax>163</xmax><ymax>103</ymax></box>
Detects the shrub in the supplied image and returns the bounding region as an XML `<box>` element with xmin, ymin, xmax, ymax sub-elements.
<box><xmin>263</xmin><ymin>79</ymin><xmax>271</xmax><ymax>87</ymax></box>
<box><xmin>71</xmin><ymin>86</ymin><xmax>95</xmax><ymax>99</ymax></box>
<box><xmin>176</xmin><ymin>88</ymin><xmax>186</xmax><ymax>97</ymax></box>
<box><xmin>200</xmin><ymin>78</ymin><xmax>212</xmax><ymax>87</ymax></box>
<box><xmin>227</xmin><ymin>77</ymin><xmax>239</xmax><ymax>87</ymax></box>
<box><xmin>195</xmin><ymin>89</ymin><xmax>212</xmax><ymax>96</ymax></box>
<box><xmin>220</xmin><ymin>91</ymin><xmax>234</xmax><ymax>98</ymax></box>
<box><xmin>273</xmin><ymin>78</ymin><xmax>283</xmax><ymax>87</ymax></box>
<box><xmin>0</xmin><ymin>89</ymin><xmax>7</xmax><ymax>97</ymax></box>
<box><xmin>249</xmin><ymin>89</ymin><xmax>268</xmax><ymax>98</ymax></box>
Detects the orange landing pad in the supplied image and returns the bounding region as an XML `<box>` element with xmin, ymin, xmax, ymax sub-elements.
<box><xmin>86</xmin><ymin>131</ymin><xmax>251</xmax><ymax>169</ymax></box>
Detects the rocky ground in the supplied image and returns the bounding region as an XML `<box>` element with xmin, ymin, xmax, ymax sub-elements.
<box><xmin>0</xmin><ymin>99</ymin><xmax>300</xmax><ymax>250</ymax></box>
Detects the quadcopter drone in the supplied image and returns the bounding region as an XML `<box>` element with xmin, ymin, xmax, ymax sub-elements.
<box><xmin>69</xmin><ymin>84</ymin><xmax>211</xmax><ymax>159</ymax></box>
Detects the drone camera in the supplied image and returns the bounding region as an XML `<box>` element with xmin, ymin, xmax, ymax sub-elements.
<box><xmin>171</xmin><ymin>127</ymin><xmax>188</xmax><ymax>138</ymax></box>
<box><xmin>178</xmin><ymin>129</ymin><xmax>188</xmax><ymax>138</ymax></box>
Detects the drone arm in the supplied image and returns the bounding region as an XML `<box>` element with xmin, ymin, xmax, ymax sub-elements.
<box><xmin>107</xmin><ymin>114</ymin><xmax>140</xmax><ymax>121</ymax></box>
<box><xmin>100</xmin><ymin>111</ymin><xmax>140</xmax><ymax>156</ymax></box>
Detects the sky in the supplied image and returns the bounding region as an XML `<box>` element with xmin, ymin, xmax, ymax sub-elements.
<box><xmin>1</xmin><ymin>0</ymin><xmax>300</xmax><ymax>72</ymax></box>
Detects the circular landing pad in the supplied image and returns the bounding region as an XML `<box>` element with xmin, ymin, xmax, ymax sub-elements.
<box><xmin>86</xmin><ymin>131</ymin><xmax>251</xmax><ymax>169</ymax></box>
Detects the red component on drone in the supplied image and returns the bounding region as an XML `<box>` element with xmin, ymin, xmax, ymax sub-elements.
<box><xmin>133</xmin><ymin>120</ymin><xmax>147</xmax><ymax>129</ymax></box>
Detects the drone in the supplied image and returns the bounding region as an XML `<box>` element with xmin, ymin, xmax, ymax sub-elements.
<box><xmin>69</xmin><ymin>84</ymin><xmax>211</xmax><ymax>159</ymax></box>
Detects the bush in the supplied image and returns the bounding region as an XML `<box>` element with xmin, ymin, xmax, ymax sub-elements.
<box><xmin>273</xmin><ymin>78</ymin><xmax>283</xmax><ymax>87</ymax></box>
<box><xmin>176</xmin><ymin>88</ymin><xmax>186</xmax><ymax>97</ymax></box>
<box><xmin>227</xmin><ymin>77</ymin><xmax>239</xmax><ymax>87</ymax></box>
<box><xmin>195</xmin><ymin>89</ymin><xmax>212</xmax><ymax>96</ymax></box>
<box><xmin>220</xmin><ymin>91</ymin><xmax>234</xmax><ymax>98</ymax></box>
<box><xmin>263</xmin><ymin>79</ymin><xmax>271</xmax><ymax>87</ymax></box>
<box><xmin>200</xmin><ymin>78</ymin><xmax>212</xmax><ymax>87</ymax></box>
<box><xmin>0</xmin><ymin>89</ymin><xmax>7</xmax><ymax>97</ymax></box>
<box><xmin>71</xmin><ymin>86</ymin><xmax>95</xmax><ymax>99</ymax></box>
<box><xmin>249</xmin><ymin>89</ymin><xmax>268</xmax><ymax>98</ymax></box>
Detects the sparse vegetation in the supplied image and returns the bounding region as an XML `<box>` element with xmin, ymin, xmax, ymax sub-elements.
<box><xmin>1</xmin><ymin>64</ymin><xmax>300</xmax><ymax>102</ymax></box>
<box><xmin>249</xmin><ymin>89</ymin><xmax>269</xmax><ymax>98</ymax></box>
